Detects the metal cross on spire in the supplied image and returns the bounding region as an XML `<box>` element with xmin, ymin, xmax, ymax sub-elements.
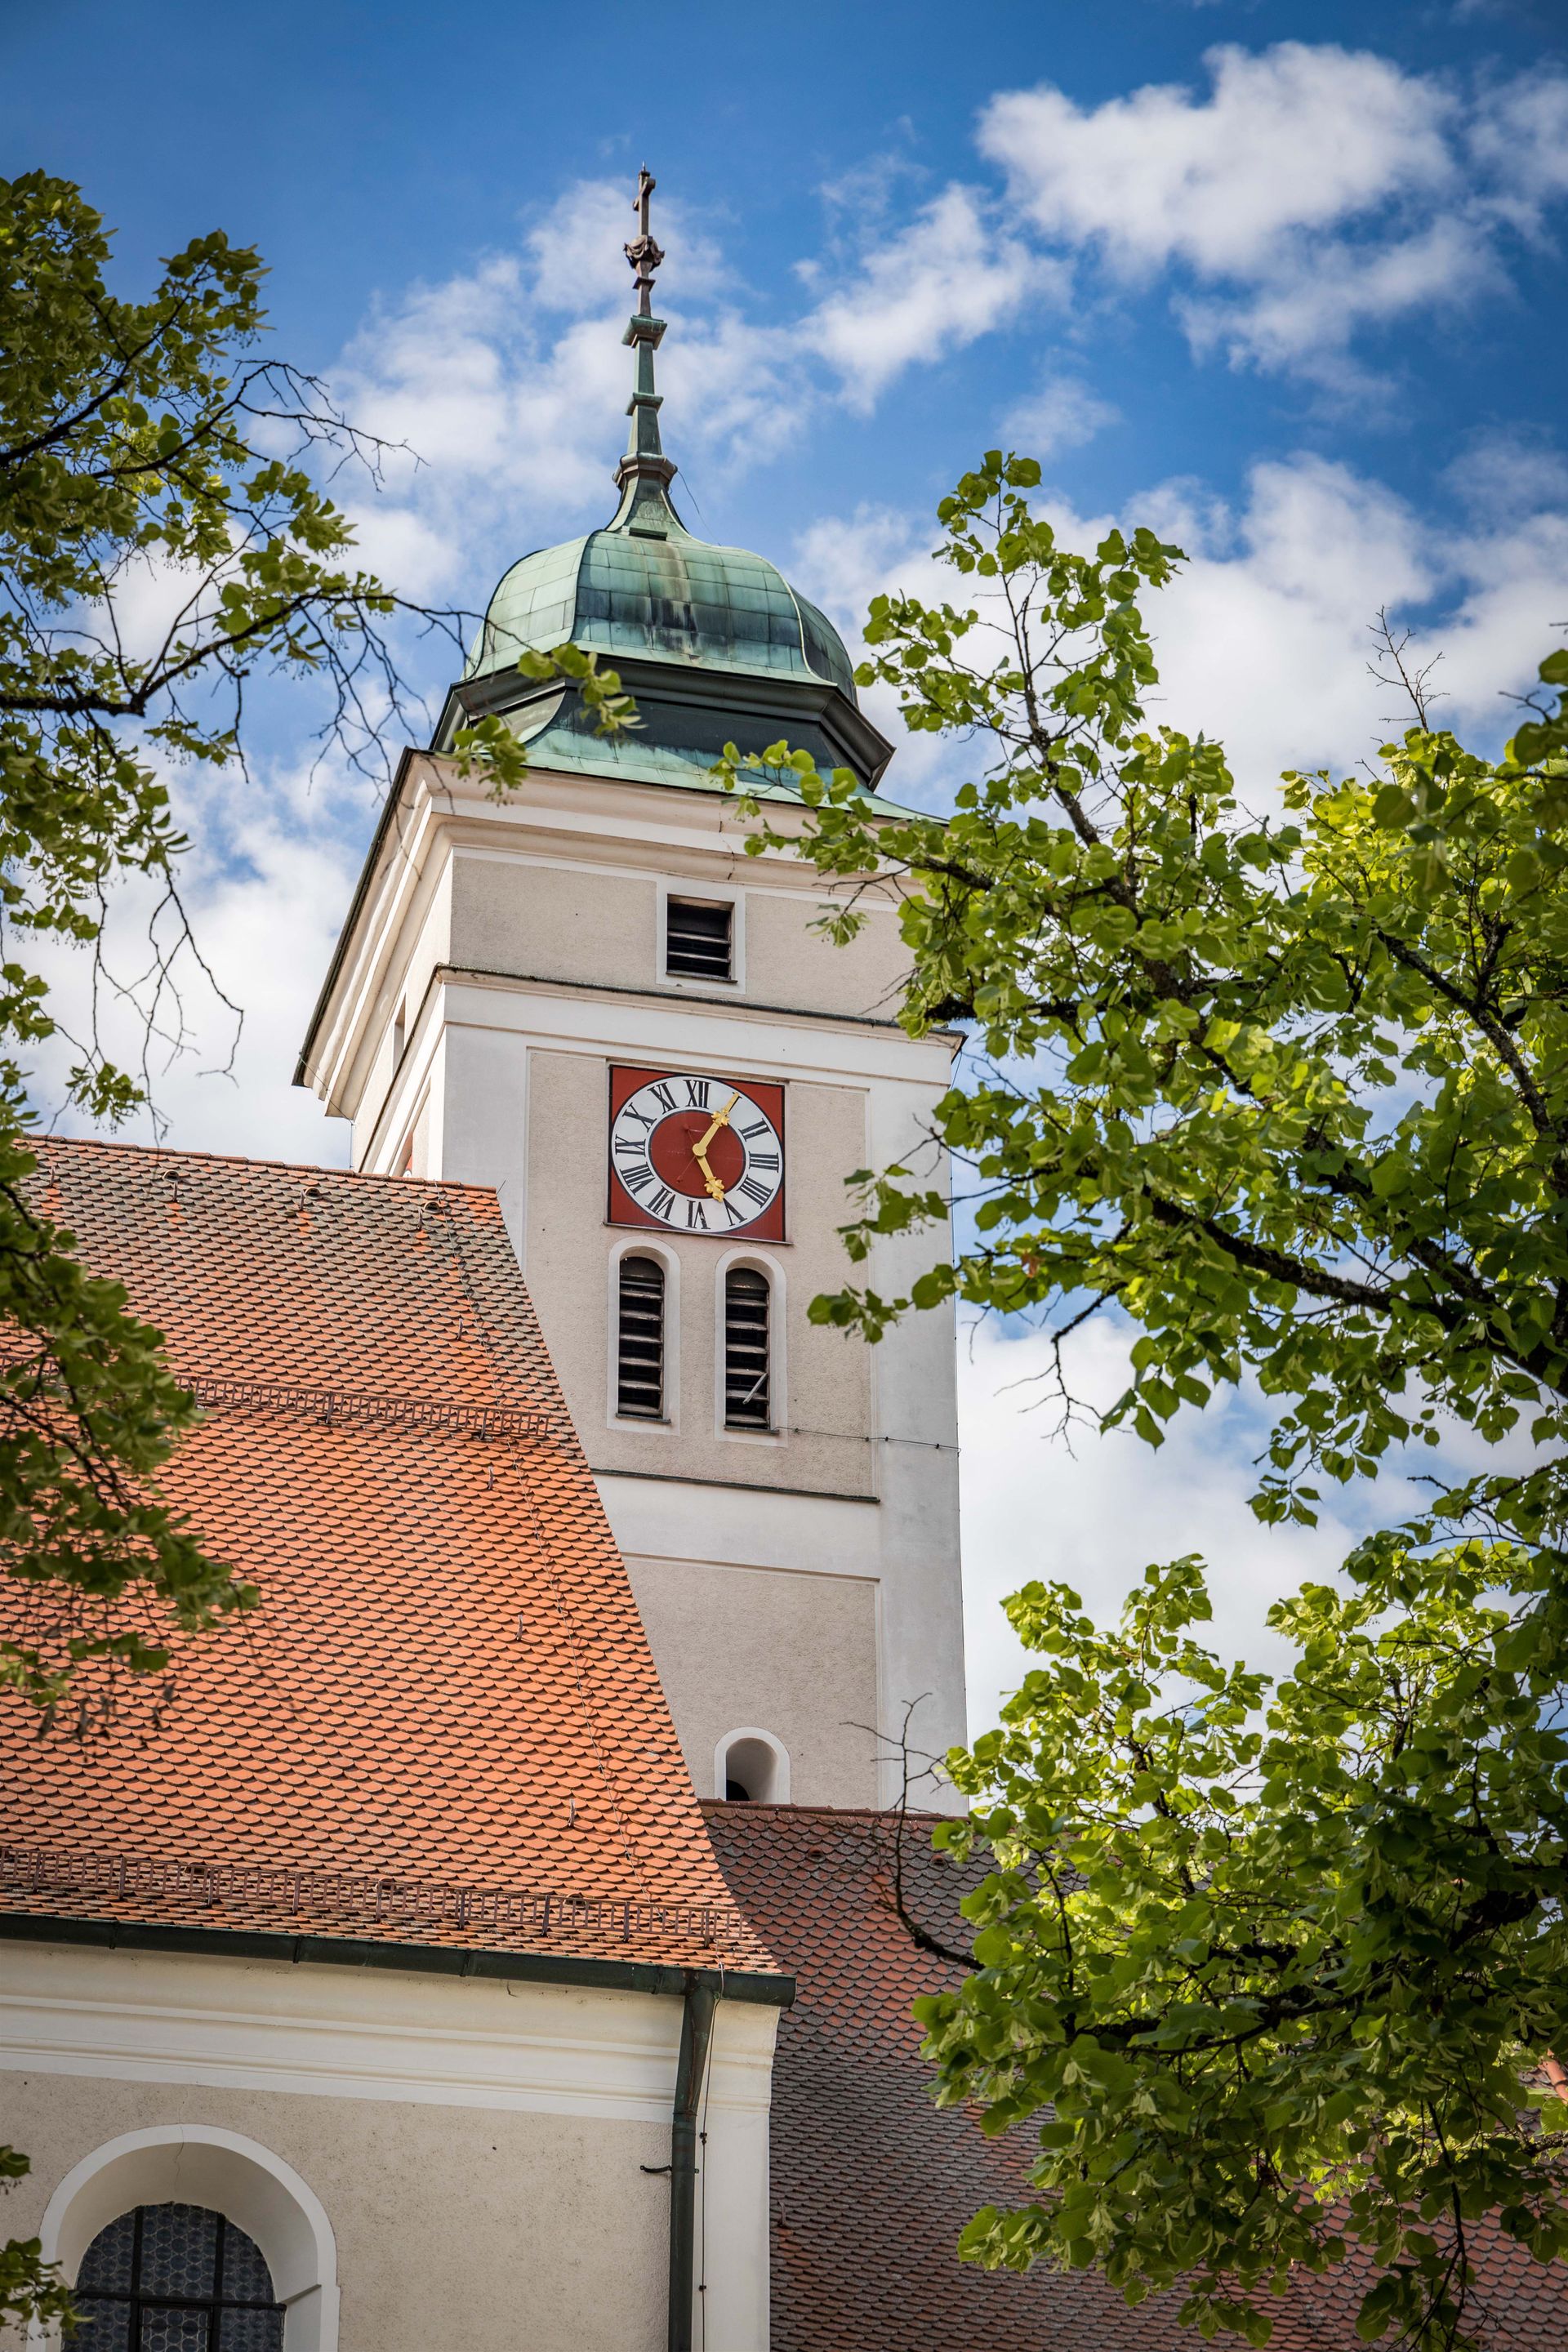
<box><xmin>613</xmin><ymin>164</ymin><xmax>679</xmax><ymax>517</ymax></box>
<box><xmin>624</xmin><ymin>165</ymin><xmax>665</xmax><ymax>315</ymax></box>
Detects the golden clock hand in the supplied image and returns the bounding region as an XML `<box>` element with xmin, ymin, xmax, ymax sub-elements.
<box><xmin>693</xmin><ymin>1147</ymin><xmax>726</xmax><ymax>1202</ymax></box>
<box><xmin>691</xmin><ymin>1089</ymin><xmax>741</xmax><ymax>1162</ymax></box>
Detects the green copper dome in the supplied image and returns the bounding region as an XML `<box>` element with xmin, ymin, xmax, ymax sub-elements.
<box><xmin>439</xmin><ymin>168</ymin><xmax>895</xmax><ymax>799</ymax></box>
<box><xmin>467</xmin><ymin>514</ymin><xmax>858</xmax><ymax>700</ymax></box>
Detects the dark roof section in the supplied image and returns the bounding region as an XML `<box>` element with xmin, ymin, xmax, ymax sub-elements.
<box><xmin>705</xmin><ymin>1802</ymin><xmax>1568</xmax><ymax>2352</ymax></box>
<box><xmin>0</xmin><ymin>1137</ymin><xmax>775</xmax><ymax>1976</ymax></box>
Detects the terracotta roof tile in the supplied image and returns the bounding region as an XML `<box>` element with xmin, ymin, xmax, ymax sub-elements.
<box><xmin>706</xmin><ymin>1802</ymin><xmax>1568</xmax><ymax>2351</ymax></box>
<box><xmin>0</xmin><ymin>1138</ymin><xmax>773</xmax><ymax>1974</ymax></box>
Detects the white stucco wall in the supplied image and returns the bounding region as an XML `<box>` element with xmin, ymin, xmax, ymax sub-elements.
<box><xmin>0</xmin><ymin>1941</ymin><xmax>777</xmax><ymax>2352</ymax></box>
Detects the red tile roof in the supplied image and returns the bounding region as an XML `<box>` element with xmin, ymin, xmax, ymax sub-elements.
<box><xmin>0</xmin><ymin>1138</ymin><xmax>773</xmax><ymax>1975</ymax></box>
<box><xmin>706</xmin><ymin>1802</ymin><xmax>1568</xmax><ymax>2351</ymax></box>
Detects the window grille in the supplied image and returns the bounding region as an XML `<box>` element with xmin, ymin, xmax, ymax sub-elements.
<box><xmin>724</xmin><ymin>1267</ymin><xmax>771</xmax><ymax>1429</ymax></box>
<box><xmin>666</xmin><ymin>897</ymin><xmax>733</xmax><ymax>981</ymax></box>
<box><xmin>617</xmin><ymin>1254</ymin><xmax>666</xmax><ymax>1419</ymax></box>
<box><xmin>74</xmin><ymin>2201</ymin><xmax>284</xmax><ymax>2350</ymax></box>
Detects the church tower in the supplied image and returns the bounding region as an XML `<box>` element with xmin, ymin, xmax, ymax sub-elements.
<box><xmin>296</xmin><ymin>175</ymin><xmax>965</xmax><ymax>1811</ymax></box>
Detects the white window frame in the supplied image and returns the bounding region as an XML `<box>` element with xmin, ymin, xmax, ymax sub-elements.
<box><xmin>35</xmin><ymin>2123</ymin><xmax>339</xmax><ymax>2352</ymax></box>
<box><xmin>714</xmin><ymin>1245</ymin><xmax>786</xmax><ymax>1446</ymax></box>
<box><xmin>606</xmin><ymin>1233</ymin><xmax>680</xmax><ymax>1434</ymax></box>
<box><xmin>657</xmin><ymin>879</ymin><xmax>746</xmax><ymax>993</ymax></box>
<box><xmin>715</xmin><ymin>1726</ymin><xmax>791</xmax><ymax>1804</ymax></box>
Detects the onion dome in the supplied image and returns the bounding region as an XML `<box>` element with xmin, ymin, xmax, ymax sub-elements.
<box><xmin>467</xmin><ymin>525</ymin><xmax>859</xmax><ymax>702</ymax></box>
<box><xmin>436</xmin><ymin>169</ymin><xmax>892</xmax><ymax>795</ymax></box>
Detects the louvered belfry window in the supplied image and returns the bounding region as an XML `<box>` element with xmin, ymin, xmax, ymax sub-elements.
<box><xmin>666</xmin><ymin>897</ymin><xmax>733</xmax><ymax>981</ymax></box>
<box><xmin>724</xmin><ymin>1266</ymin><xmax>771</xmax><ymax>1429</ymax></box>
<box><xmin>617</xmin><ymin>1254</ymin><xmax>666</xmax><ymax>1419</ymax></box>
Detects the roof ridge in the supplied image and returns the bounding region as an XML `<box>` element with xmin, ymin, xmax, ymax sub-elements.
<box><xmin>699</xmin><ymin>1801</ymin><xmax>950</xmax><ymax>1823</ymax></box>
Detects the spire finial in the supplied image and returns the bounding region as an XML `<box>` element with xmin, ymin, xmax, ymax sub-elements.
<box><xmin>613</xmin><ymin>164</ymin><xmax>679</xmax><ymax>523</ymax></box>
<box><xmin>625</xmin><ymin>165</ymin><xmax>663</xmax><ymax>314</ymax></box>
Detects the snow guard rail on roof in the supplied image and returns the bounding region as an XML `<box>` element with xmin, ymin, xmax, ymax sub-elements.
<box><xmin>0</xmin><ymin>1846</ymin><xmax>752</xmax><ymax>1962</ymax></box>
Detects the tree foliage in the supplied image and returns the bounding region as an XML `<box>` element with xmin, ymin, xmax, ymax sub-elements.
<box><xmin>718</xmin><ymin>451</ymin><xmax>1568</xmax><ymax>2345</ymax></box>
<box><xmin>0</xmin><ymin>167</ymin><xmax>517</xmax><ymax>1715</ymax></box>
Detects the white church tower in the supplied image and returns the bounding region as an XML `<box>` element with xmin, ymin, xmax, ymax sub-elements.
<box><xmin>296</xmin><ymin>174</ymin><xmax>965</xmax><ymax>1810</ymax></box>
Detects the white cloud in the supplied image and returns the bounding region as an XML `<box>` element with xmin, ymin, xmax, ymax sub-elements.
<box><xmin>1002</xmin><ymin>372</ymin><xmax>1118</xmax><ymax>460</ymax></box>
<box><xmin>791</xmin><ymin>439</ymin><xmax>1568</xmax><ymax>840</ymax></box>
<box><xmin>1444</xmin><ymin>427</ymin><xmax>1568</xmax><ymax>522</ymax></box>
<box><xmin>1178</xmin><ymin>214</ymin><xmax>1499</xmax><ymax>384</ymax></box>
<box><xmin>804</xmin><ymin>184</ymin><xmax>1058</xmax><ymax>412</ymax></box>
<box><xmin>978</xmin><ymin>46</ymin><xmax>1568</xmax><ymax>385</ymax></box>
<box><xmin>26</xmin><ymin>760</ymin><xmax>362</xmax><ymax>1169</ymax></box>
<box><xmin>958</xmin><ymin>1315</ymin><xmax>1398</xmax><ymax>1734</ymax></box>
<box><xmin>1468</xmin><ymin>72</ymin><xmax>1568</xmax><ymax>223</ymax></box>
<box><xmin>1146</xmin><ymin>452</ymin><xmax>1568</xmax><ymax>779</ymax></box>
<box><xmin>982</xmin><ymin>43</ymin><xmax>1453</xmax><ymax>278</ymax></box>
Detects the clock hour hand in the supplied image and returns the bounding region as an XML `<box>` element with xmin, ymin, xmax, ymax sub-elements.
<box><xmin>692</xmin><ymin>1147</ymin><xmax>726</xmax><ymax>1202</ymax></box>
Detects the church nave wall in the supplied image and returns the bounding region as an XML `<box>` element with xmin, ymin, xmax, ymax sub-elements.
<box><xmin>0</xmin><ymin>1942</ymin><xmax>778</xmax><ymax>2352</ymax></box>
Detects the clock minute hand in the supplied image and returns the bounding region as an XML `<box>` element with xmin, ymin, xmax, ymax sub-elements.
<box><xmin>691</xmin><ymin>1089</ymin><xmax>741</xmax><ymax>1162</ymax></box>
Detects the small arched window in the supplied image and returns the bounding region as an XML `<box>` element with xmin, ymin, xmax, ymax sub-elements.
<box><xmin>74</xmin><ymin>2200</ymin><xmax>284</xmax><ymax>2347</ymax></box>
<box><xmin>724</xmin><ymin>1266</ymin><xmax>771</xmax><ymax>1430</ymax></box>
<box><xmin>617</xmin><ymin>1253</ymin><xmax>666</xmax><ymax>1419</ymax></box>
<box><xmin>717</xmin><ymin>1728</ymin><xmax>791</xmax><ymax>1803</ymax></box>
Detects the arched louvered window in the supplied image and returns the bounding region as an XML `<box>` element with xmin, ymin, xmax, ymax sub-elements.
<box><xmin>617</xmin><ymin>1253</ymin><xmax>666</xmax><ymax>1419</ymax></box>
<box><xmin>724</xmin><ymin>1266</ymin><xmax>771</xmax><ymax>1430</ymax></box>
<box><xmin>74</xmin><ymin>2201</ymin><xmax>284</xmax><ymax>2348</ymax></box>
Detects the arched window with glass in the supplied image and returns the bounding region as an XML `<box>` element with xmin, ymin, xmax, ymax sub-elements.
<box><xmin>74</xmin><ymin>2200</ymin><xmax>284</xmax><ymax>2349</ymax></box>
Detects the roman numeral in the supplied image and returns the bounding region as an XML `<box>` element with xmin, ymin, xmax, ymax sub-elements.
<box><xmin>739</xmin><ymin>1118</ymin><xmax>770</xmax><ymax>1140</ymax></box>
<box><xmin>684</xmin><ymin>1078</ymin><xmax>710</xmax><ymax>1109</ymax></box>
<box><xmin>746</xmin><ymin>1150</ymin><xmax>779</xmax><ymax>1171</ymax></box>
<box><xmin>648</xmin><ymin>1186</ymin><xmax>676</xmax><ymax>1220</ymax></box>
<box><xmin>649</xmin><ymin>1081</ymin><xmax>676</xmax><ymax>1113</ymax></box>
<box><xmin>722</xmin><ymin>1198</ymin><xmax>745</xmax><ymax>1227</ymax></box>
<box><xmin>621</xmin><ymin>1161</ymin><xmax>654</xmax><ymax>1195</ymax></box>
<box><xmin>619</xmin><ymin>1106</ymin><xmax>654</xmax><ymax>1131</ymax></box>
<box><xmin>684</xmin><ymin>1197</ymin><xmax>710</xmax><ymax>1231</ymax></box>
<box><xmin>737</xmin><ymin>1175</ymin><xmax>772</xmax><ymax>1208</ymax></box>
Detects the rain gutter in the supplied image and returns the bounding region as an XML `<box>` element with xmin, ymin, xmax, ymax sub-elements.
<box><xmin>0</xmin><ymin>1910</ymin><xmax>792</xmax><ymax>2007</ymax></box>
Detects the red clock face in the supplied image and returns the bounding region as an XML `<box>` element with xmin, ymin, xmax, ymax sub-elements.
<box><xmin>608</xmin><ymin>1066</ymin><xmax>786</xmax><ymax>1240</ymax></box>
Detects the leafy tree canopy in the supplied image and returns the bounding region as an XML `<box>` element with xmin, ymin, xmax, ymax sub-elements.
<box><xmin>719</xmin><ymin>452</ymin><xmax>1568</xmax><ymax>2348</ymax></box>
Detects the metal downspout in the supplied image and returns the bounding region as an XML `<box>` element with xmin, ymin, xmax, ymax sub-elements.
<box><xmin>667</xmin><ymin>1973</ymin><xmax>717</xmax><ymax>2352</ymax></box>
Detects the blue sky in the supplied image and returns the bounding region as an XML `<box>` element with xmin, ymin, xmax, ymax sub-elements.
<box><xmin>9</xmin><ymin>0</ymin><xmax>1565</xmax><ymax>577</ymax></box>
<box><xmin>7</xmin><ymin>0</ymin><xmax>1568</xmax><ymax>1722</ymax></box>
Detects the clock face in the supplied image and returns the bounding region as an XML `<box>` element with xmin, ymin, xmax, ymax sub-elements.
<box><xmin>608</xmin><ymin>1066</ymin><xmax>786</xmax><ymax>1240</ymax></box>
